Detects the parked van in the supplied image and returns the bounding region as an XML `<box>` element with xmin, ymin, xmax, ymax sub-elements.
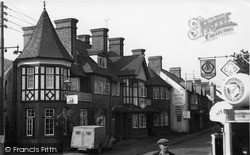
<box><xmin>71</xmin><ymin>126</ymin><xmax>115</xmax><ymax>154</ymax></box>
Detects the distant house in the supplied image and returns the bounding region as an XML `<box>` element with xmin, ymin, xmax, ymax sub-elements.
<box><xmin>148</xmin><ymin>56</ymin><xmax>213</xmax><ymax>133</ymax></box>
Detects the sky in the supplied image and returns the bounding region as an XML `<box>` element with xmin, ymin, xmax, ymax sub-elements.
<box><xmin>2</xmin><ymin>0</ymin><xmax>250</xmax><ymax>86</ymax></box>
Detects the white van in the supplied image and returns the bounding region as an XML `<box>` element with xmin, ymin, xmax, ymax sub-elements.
<box><xmin>71</xmin><ymin>126</ymin><xmax>115</xmax><ymax>154</ymax></box>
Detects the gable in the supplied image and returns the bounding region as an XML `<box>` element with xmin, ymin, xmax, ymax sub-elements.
<box><xmin>136</xmin><ymin>65</ymin><xmax>147</xmax><ymax>81</ymax></box>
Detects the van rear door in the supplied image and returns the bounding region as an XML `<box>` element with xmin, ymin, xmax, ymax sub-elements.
<box><xmin>71</xmin><ymin>128</ymin><xmax>83</xmax><ymax>148</ymax></box>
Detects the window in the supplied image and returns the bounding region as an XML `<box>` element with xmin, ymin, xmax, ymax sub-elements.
<box><xmin>139</xmin><ymin>82</ymin><xmax>147</xmax><ymax>97</ymax></box>
<box><xmin>95</xmin><ymin>109</ymin><xmax>106</xmax><ymax>127</ymax></box>
<box><xmin>133</xmin><ymin>113</ymin><xmax>146</xmax><ymax>129</ymax></box>
<box><xmin>111</xmin><ymin>82</ymin><xmax>120</xmax><ymax>96</ymax></box>
<box><xmin>27</xmin><ymin>68</ymin><xmax>34</xmax><ymax>89</ymax></box>
<box><xmin>160</xmin><ymin>87</ymin><xmax>164</xmax><ymax>99</ymax></box>
<box><xmin>97</xmin><ymin>56</ymin><xmax>107</xmax><ymax>68</ymax></box>
<box><xmin>44</xmin><ymin>109</ymin><xmax>54</xmax><ymax>136</ymax></box>
<box><xmin>154</xmin><ymin>111</ymin><xmax>169</xmax><ymax>126</ymax></box>
<box><xmin>94</xmin><ymin>76</ymin><xmax>110</xmax><ymax>94</ymax></box>
<box><xmin>46</xmin><ymin>67</ymin><xmax>54</xmax><ymax>89</ymax></box>
<box><xmin>26</xmin><ymin>109</ymin><xmax>35</xmax><ymax>136</ymax></box>
<box><xmin>139</xmin><ymin>114</ymin><xmax>146</xmax><ymax>128</ymax></box>
<box><xmin>164</xmin><ymin>88</ymin><xmax>170</xmax><ymax>99</ymax></box>
<box><xmin>153</xmin><ymin>87</ymin><xmax>159</xmax><ymax>99</ymax></box>
<box><xmin>80</xmin><ymin>109</ymin><xmax>88</xmax><ymax>126</ymax></box>
<box><xmin>177</xmin><ymin>116</ymin><xmax>182</xmax><ymax>122</ymax></box>
<box><xmin>132</xmin><ymin>114</ymin><xmax>138</xmax><ymax>128</ymax></box>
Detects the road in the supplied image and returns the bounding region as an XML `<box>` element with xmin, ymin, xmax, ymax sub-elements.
<box><xmin>143</xmin><ymin>131</ymin><xmax>213</xmax><ymax>155</ymax></box>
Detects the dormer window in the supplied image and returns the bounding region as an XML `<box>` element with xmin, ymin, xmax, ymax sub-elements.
<box><xmin>97</xmin><ymin>56</ymin><xmax>107</xmax><ymax>68</ymax></box>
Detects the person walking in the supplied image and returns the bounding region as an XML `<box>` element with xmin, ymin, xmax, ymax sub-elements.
<box><xmin>153</xmin><ymin>138</ymin><xmax>175</xmax><ymax>155</ymax></box>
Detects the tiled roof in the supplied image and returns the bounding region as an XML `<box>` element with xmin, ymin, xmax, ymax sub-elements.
<box><xmin>112</xmin><ymin>55</ymin><xmax>145</xmax><ymax>76</ymax></box>
<box><xmin>76</xmin><ymin>55</ymin><xmax>113</xmax><ymax>77</ymax></box>
<box><xmin>161</xmin><ymin>69</ymin><xmax>185</xmax><ymax>84</ymax></box>
<box><xmin>147</xmin><ymin>69</ymin><xmax>172</xmax><ymax>88</ymax></box>
<box><xmin>17</xmin><ymin>10</ymin><xmax>73</xmax><ymax>61</ymax></box>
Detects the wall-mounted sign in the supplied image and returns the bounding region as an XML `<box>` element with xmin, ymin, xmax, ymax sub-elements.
<box><xmin>183</xmin><ymin>111</ymin><xmax>190</xmax><ymax>119</ymax></box>
<box><xmin>221</xmin><ymin>60</ymin><xmax>240</xmax><ymax>77</ymax></box>
<box><xmin>172</xmin><ymin>89</ymin><xmax>185</xmax><ymax>106</ymax></box>
<box><xmin>67</xmin><ymin>95</ymin><xmax>78</xmax><ymax>104</ymax></box>
<box><xmin>200</xmin><ymin>59</ymin><xmax>216</xmax><ymax>80</ymax></box>
<box><xmin>209</xmin><ymin>101</ymin><xmax>233</xmax><ymax>124</ymax></box>
<box><xmin>222</xmin><ymin>73</ymin><xmax>250</xmax><ymax>107</ymax></box>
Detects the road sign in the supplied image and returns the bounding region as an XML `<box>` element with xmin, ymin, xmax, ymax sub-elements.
<box><xmin>221</xmin><ymin>60</ymin><xmax>240</xmax><ymax>77</ymax></box>
<box><xmin>200</xmin><ymin>59</ymin><xmax>216</xmax><ymax>80</ymax></box>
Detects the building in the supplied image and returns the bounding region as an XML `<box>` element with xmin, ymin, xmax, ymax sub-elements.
<box><xmin>148</xmin><ymin>56</ymin><xmax>213</xmax><ymax>133</ymax></box>
<box><xmin>4</xmin><ymin>9</ymin><xmax>173</xmax><ymax>150</ymax></box>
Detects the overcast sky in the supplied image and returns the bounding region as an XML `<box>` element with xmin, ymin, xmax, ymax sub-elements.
<box><xmin>3</xmin><ymin>0</ymin><xmax>250</xmax><ymax>86</ymax></box>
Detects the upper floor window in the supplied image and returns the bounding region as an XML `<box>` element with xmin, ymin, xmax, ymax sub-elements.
<box><xmin>153</xmin><ymin>87</ymin><xmax>159</xmax><ymax>99</ymax></box>
<box><xmin>97</xmin><ymin>56</ymin><xmax>107</xmax><ymax>68</ymax></box>
<box><xmin>46</xmin><ymin>67</ymin><xmax>54</xmax><ymax>89</ymax></box>
<box><xmin>111</xmin><ymin>82</ymin><xmax>120</xmax><ymax>96</ymax></box>
<box><xmin>21</xmin><ymin>66</ymin><xmax>69</xmax><ymax>101</ymax></box>
<box><xmin>139</xmin><ymin>82</ymin><xmax>147</xmax><ymax>97</ymax></box>
<box><xmin>27</xmin><ymin>68</ymin><xmax>34</xmax><ymax>89</ymax></box>
<box><xmin>94</xmin><ymin>75</ymin><xmax>110</xmax><ymax>94</ymax></box>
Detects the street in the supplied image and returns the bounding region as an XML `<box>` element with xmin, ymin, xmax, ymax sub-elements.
<box><xmin>143</xmin><ymin>131</ymin><xmax>213</xmax><ymax>155</ymax></box>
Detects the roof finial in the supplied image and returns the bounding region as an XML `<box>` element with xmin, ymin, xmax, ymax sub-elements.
<box><xmin>43</xmin><ymin>1</ymin><xmax>46</xmax><ymax>10</ymax></box>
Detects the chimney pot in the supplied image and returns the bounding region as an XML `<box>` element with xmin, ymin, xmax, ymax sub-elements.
<box><xmin>78</xmin><ymin>34</ymin><xmax>91</xmax><ymax>44</ymax></box>
<box><xmin>90</xmin><ymin>28</ymin><xmax>109</xmax><ymax>52</ymax></box>
<box><xmin>132</xmin><ymin>49</ymin><xmax>145</xmax><ymax>56</ymax></box>
<box><xmin>169</xmin><ymin>67</ymin><xmax>182</xmax><ymax>78</ymax></box>
<box><xmin>148</xmin><ymin>56</ymin><xmax>162</xmax><ymax>75</ymax></box>
<box><xmin>109</xmin><ymin>37</ymin><xmax>124</xmax><ymax>56</ymax></box>
<box><xmin>54</xmin><ymin>18</ymin><xmax>78</xmax><ymax>59</ymax></box>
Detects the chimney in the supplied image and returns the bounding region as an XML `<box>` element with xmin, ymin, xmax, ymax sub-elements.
<box><xmin>22</xmin><ymin>26</ymin><xmax>36</xmax><ymax>48</ymax></box>
<box><xmin>54</xmin><ymin>18</ymin><xmax>78</xmax><ymax>59</ymax></box>
<box><xmin>169</xmin><ymin>67</ymin><xmax>181</xmax><ymax>78</ymax></box>
<box><xmin>132</xmin><ymin>49</ymin><xmax>145</xmax><ymax>56</ymax></box>
<box><xmin>90</xmin><ymin>28</ymin><xmax>109</xmax><ymax>52</ymax></box>
<box><xmin>148</xmin><ymin>56</ymin><xmax>162</xmax><ymax>75</ymax></box>
<box><xmin>77</xmin><ymin>34</ymin><xmax>91</xmax><ymax>44</ymax></box>
<box><xmin>109</xmin><ymin>37</ymin><xmax>124</xmax><ymax>56</ymax></box>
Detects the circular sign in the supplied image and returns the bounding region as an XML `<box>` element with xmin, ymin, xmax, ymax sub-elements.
<box><xmin>222</xmin><ymin>73</ymin><xmax>250</xmax><ymax>107</ymax></box>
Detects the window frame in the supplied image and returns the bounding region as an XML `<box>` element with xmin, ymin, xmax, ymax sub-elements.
<box><xmin>26</xmin><ymin>109</ymin><xmax>35</xmax><ymax>136</ymax></box>
<box><xmin>44</xmin><ymin>108</ymin><xmax>55</xmax><ymax>136</ymax></box>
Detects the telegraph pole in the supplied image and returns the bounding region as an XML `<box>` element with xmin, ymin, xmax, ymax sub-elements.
<box><xmin>0</xmin><ymin>1</ymin><xmax>4</xmax><ymax>154</ymax></box>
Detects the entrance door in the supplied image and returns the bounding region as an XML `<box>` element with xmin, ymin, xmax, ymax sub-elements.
<box><xmin>122</xmin><ymin>113</ymin><xmax>130</xmax><ymax>140</ymax></box>
<box><xmin>146</xmin><ymin>113</ymin><xmax>154</xmax><ymax>136</ymax></box>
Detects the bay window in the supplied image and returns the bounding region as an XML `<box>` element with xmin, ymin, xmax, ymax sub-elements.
<box><xmin>21</xmin><ymin>66</ymin><xmax>70</xmax><ymax>101</ymax></box>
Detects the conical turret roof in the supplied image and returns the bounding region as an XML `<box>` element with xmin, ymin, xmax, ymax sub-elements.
<box><xmin>17</xmin><ymin>10</ymin><xmax>73</xmax><ymax>61</ymax></box>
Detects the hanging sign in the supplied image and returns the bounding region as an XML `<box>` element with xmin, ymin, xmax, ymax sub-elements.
<box><xmin>200</xmin><ymin>59</ymin><xmax>216</xmax><ymax>80</ymax></box>
<box><xmin>222</xmin><ymin>73</ymin><xmax>250</xmax><ymax>107</ymax></box>
<box><xmin>67</xmin><ymin>95</ymin><xmax>78</xmax><ymax>104</ymax></box>
<box><xmin>221</xmin><ymin>60</ymin><xmax>240</xmax><ymax>77</ymax></box>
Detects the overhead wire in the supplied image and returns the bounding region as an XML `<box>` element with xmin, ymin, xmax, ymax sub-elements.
<box><xmin>5</xmin><ymin>1</ymin><xmax>37</xmax><ymax>22</ymax></box>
